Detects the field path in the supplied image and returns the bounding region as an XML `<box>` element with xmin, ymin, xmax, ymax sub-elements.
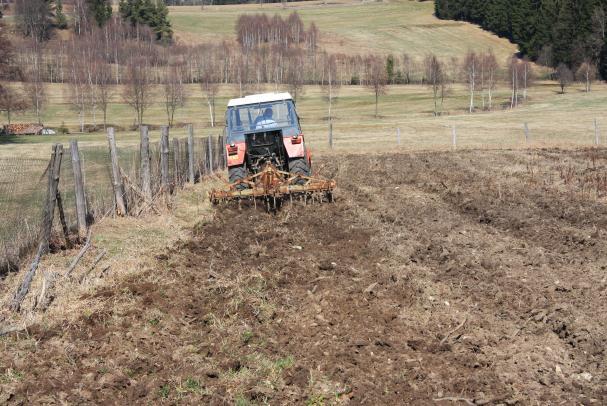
<box><xmin>1</xmin><ymin>151</ymin><xmax>606</xmax><ymax>404</ymax></box>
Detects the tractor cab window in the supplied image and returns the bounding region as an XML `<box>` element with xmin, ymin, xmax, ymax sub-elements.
<box><xmin>227</xmin><ymin>100</ymin><xmax>297</xmax><ymax>135</ymax></box>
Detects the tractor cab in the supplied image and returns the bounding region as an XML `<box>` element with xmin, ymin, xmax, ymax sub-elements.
<box><xmin>224</xmin><ymin>93</ymin><xmax>311</xmax><ymax>185</ymax></box>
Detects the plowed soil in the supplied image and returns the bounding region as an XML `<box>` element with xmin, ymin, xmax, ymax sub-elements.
<box><xmin>2</xmin><ymin>149</ymin><xmax>607</xmax><ymax>405</ymax></box>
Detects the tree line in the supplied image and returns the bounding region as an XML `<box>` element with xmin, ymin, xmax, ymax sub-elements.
<box><xmin>435</xmin><ymin>0</ymin><xmax>607</xmax><ymax>78</ymax></box>
<box><xmin>10</xmin><ymin>0</ymin><xmax>171</xmax><ymax>42</ymax></box>
<box><xmin>0</xmin><ymin>2</ymin><xmax>601</xmax><ymax>130</ymax></box>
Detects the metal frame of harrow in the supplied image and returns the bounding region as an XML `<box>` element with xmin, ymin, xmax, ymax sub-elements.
<box><xmin>210</xmin><ymin>164</ymin><xmax>336</xmax><ymax>207</ymax></box>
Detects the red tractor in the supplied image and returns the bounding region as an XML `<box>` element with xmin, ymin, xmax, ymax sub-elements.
<box><xmin>210</xmin><ymin>92</ymin><xmax>334</xmax><ymax>205</ymax></box>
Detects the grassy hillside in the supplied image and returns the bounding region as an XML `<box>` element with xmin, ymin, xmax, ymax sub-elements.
<box><xmin>169</xmin><ymin>0</ymin><xmax>518</xmax><ymax>60</ymax></box>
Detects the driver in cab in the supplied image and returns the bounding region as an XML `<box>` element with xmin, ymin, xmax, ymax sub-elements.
<box><xmin>255</xmin><ymin>107</ymin><xmax>278</xmax><ymax>129</ymax></box>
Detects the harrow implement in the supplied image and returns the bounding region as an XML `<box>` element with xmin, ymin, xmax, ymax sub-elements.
<box><xmin>210</xmin><ymin>163</ymin><xmax>336</xmax><ymax>207</ymax></box>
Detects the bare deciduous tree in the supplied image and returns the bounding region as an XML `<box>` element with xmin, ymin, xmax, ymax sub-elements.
<box><xmin>96</xmin><ymin>62</ymin><xmax>113</xmax><ymax>129</ymax></box>
<box><xmin>507</xmin><ymin>56</ymin><xmax>523</xmax><ymax>108</ymax></box>
<box><xmin>68</xmin><ymin>44</ymin><xmax>88</xmax><ymax>132</ymax></box>
<box><xmin>285</xmin><ymin>48</ymin><xmax>305</xmax><ymax>101</ymax></box>
<box><xmin>462</xmin><ymin>51</ymin><xmax>478</xmax><ymax>113</ymax></box>
<box><xmin>321</xmin><ymin>53</ymin><xmax>340</xmax><ymax>124</ymax></box>
<box><xmin>0</xmin><ymin>83</ymin><xmax>28</xmax><ymax>125</ymax></box>
<box><xmin>521</xmin><ymin>57</ymin><xmax>533</xmax><ymax>101</ymax></box>
<box><xmin>556</xmin><ymin>63</ymin><xmax>573</xmax><ymax>94</ymax></box>
<box><xmin>15</xmin><ymin>0</ymin><xmax>52</xmax><ymax>41</ymax></box>
<box><xmin>424</xmin><ymin>54</ymin><xmax>446</xmax><ymax>116</ymax></box>
<box><xmin>365</xmin><ymin>55</ymin><xmax>387</xmax><ymax>118</ymax></box>
<box><xmin>576</xmin><ymin>61</ymin><xmax>597</xmax><ymax>92</ymax></box>
<box><xmin>481</xmin><ymin>49</ymin><xmax>498</xmax><ymax>110</ymax></box>
<box><xmin>23</xmin><ymin>43</ymin><xmax>46</xmax><ymax>124</ymax></box>
<box><xmin>200</xmin><ymin>66</ymin><xmax>220</xmax><ymax>128</ymax></box>
<box><xmin>401</xmin><ymin>53</ymin><xmax>415</xmax><ymax>85</ymax></box>
<box><xmin>123</xmin><ymin>57</ymin><xmax>151</xmax><ymax>126</ymax></box>
<box><xmin>163</xmin><ymin>64</ymin><xmax>186</xmax><ymax>127</ymax></box>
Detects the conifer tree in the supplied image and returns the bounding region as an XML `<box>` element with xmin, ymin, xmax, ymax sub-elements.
<box><xmin>87</xmin><ymin>0</ymin><xmax>112</xmax><ymax>27</ymax></box>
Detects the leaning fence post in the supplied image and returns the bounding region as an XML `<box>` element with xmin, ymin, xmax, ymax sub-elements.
<box><xmin>207</xmin><ymin>135</ymin><xmax>214</xmax><ymax>175</ymax></box>
<box><xmin>594</xmin><ymin>119</ymin><xmax>600</xmax><ymax>146</ymax></box>
<box><xmin>160</xmin><ymin>126</ymin><xmax>170</xmax><ymax>193</ymax></box>
<box><xmin>44</xmin><ymin>144</ymin><xmax>63</xmax><ymax>250</ymax></box>
<box><xmin>10</xmin><ymin>144</ymin><xmax>63</xmax><ymax>311</ymax></box>
<box><xmin>107</xmin><ymin>127</ymin><xmax>127</xmax><ymax>216</ymax></box>
<box><xmin>70</xmin><ymin>140</ymin><xmax>87</xmax><ymax>240</ymax></box>
<box><xmin>524</xmin><ymin>122</ymin><xmax>530</xmax><ymax>143</ymax></box>
<box><xmin>140</xmin><ymin>126</ymin><xmax>152</xmax><ymax>202</ymax></box>
<box><xmin>187</xmin><ymin>124</ymin><xmax>195</xmax><ymax>183</ymax></box>
<box><xmin>451</xmin><ymin>125</ymin><xmax>457</xmax><ymax>150</ymax></box>
<box><xmin>173</xmin><ymin>138</ymin><xmax>181</xmax><ymax>187</ymax></box>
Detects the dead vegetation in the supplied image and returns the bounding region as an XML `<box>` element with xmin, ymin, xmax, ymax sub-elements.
<box><xmin>1</xmin><ymin>149</ymin><xmax>607</xmax><ymax>404</ymax></box>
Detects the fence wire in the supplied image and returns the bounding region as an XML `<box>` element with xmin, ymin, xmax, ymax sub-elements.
<box><xmin>0</xmin><ymin>134</ymin><xmax>226</xmax><ymax>276</ymax></box>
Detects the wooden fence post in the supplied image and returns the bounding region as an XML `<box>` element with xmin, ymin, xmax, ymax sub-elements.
<box><xmin>524</xmin><ymin>122</ymin><xmax>530</xmax><ymax>143</ymax></box>
<box><xmin>216</xmin><ymin>135</ymin><xmax>224</xmax><ymax>170</ymax></box>
<box><xmin>197</xmin><ymin>138</ymin><xmax>205</xmax><ymax>178</ymax></box>
<box><xmin>187</xmin><ymin>124</ymin><xmax>195</xmax><ymax>183</ymax></box>
<box><xmin>173</xmin><ymin>138</ymin><xmax>181</xmax><ymax>187</ymax></box>
<box><xmin>396</xmin><ymin>127</ymin><xmax>401</xmax><ymax>146</ymax></box>
<box><xmin>43</xmin><ymin>144</ymin><xmax>63</xmax><ymax>250</ymax></box>
<box><xmin>10</xmin><ymin>144</ymin><xmax>63</xmax><ymax>311</ymax></box>
<box><xmin>140</xmin><ymin>126</ymin><xmax>152</xmax><ymax>202</ymax></box>
<box><xmin>70</xmin><ymin>140</ymin><xmax>87</xmax><ymax>240</ymax></box>
<box><xmin>451</xmin><ymin>125</ymin><xmax>457</xmax><ymax>150</ymax></box>
<box><xmin>207</xmin><ymin>136</ymin><xmax>214</xmax><ymax>175</ymax></box>
<box><xmin>329</xmin><ymin>122</ymin><xmax>333</xmax><ymax>150</ymax></box>
<box><xmin>107</xmin><ymin>127</ymin><xmax>127</xmax><ymax>216</ymax></box>
<box><xmin>160</xmin><ymin>126</ymin><xmax>170</xmax><ymax>193</ymax></box>
<box><xmin>594</xmin><ymin>119</ymin><xmax>600</xmax><ymax>146</ymax></box>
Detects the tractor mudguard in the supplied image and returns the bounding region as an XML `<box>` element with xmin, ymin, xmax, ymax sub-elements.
<box><xmin>282</xmin><ymin>135</ymin><xmax>305</xmax><ymax>158</ymax></box>
<box><xmin>226</xmin><ymin>141</ymin><xmax>246</xmax><ymax>167</ymax></box>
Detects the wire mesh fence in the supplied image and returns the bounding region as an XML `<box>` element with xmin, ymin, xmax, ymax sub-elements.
<box><xmin>0</xmin><ymin>130</ymin><xmax>226</xmax><ymax>276</ymax></box>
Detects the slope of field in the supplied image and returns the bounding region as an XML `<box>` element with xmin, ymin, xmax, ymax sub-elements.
<box><xmin>1</xmin><ymin>149</ymin><xmax>606</xmax><ymax>403</ymax></box>
<box><xmin>169</xmin><ymin>0</ymin><xmax>517</xmax><ymax>59</ymax></box>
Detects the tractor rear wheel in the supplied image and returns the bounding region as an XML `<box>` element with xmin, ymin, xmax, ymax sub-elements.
<box><xmin>289</xmin><ymin>158</ymin><xmax>311</xmax><ymax>185</ymax></box>
<box><xmin>229</xmin><ymin>165</ymin><xmax>247</xmax><ymax>190</ymax></box>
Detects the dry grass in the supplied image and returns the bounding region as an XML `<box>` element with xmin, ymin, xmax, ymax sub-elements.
<box><xmin>0</xmin><ymin>179</ymin><xmax>218</xmax><ymax>334</ymax></box>
<box><xmin>3</xmin><ymin>81</ymin><xmax>607</xmax><ymax>157</ymax></box>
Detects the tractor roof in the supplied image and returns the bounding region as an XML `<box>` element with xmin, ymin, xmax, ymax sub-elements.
<box><xmin>227</xmin><ymin>92</ymin><xmax>293</xmax><ymax>107</ymax></box>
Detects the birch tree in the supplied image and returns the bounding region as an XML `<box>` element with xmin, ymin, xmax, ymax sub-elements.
<box><xmin>424</xmin><ymin>54</ymin><xmax>446</xmax><ymax>116</ymax></box>
<box><xmin>462</xmin><ymin>51</ymin><xmax>478</xmax><ymax>113</ymax></box>
<box><xmin>576</xmin><ymin>61</ymin><xmax>597</xmax><ymax>92</ymax></box>
<box><xmin>482</xmin><ymin>50</ymin><xmax>498</xmax><ymax>110</ymax></box>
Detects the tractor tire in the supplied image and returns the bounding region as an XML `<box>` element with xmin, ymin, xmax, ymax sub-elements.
<box><xmin>289</xmin><ymin>158</ymin><xmax>311</xmax><ymax>185</ymax></box>
<box><xmin>229</xmin><ymin>165</ymin><xmax>248</xmax><ymax>190</ymax></box>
